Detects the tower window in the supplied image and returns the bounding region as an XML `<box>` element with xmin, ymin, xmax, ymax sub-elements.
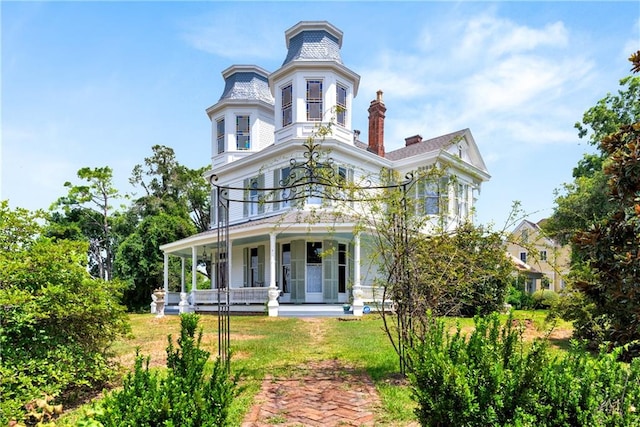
<box><xmin>282</xmin><ymin>84</ymin><xmax>292</xmax><ymax>127</ymax></box>
<box><xmin>216</xmin><ymin>118</ymin><xmax>225</xmax><ymax>154</ymax></box>
<box><xmin>236</xmin><ymin>115</ymin><xmax>250</xmax><ymax>150</ymax></box>
<box><xmin>306</xmin><ymin>80</ymin><xmax>323</xmax><ymax>121</ymax></box>
<box><xmin>336</xmin><ymin>84</ymin><xmax>347</xmax><ymax>126</ymax></box>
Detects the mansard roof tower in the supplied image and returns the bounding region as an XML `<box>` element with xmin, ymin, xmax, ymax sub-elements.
<box><xmin>269</xmin><ymin>21</ymin><xmax>360</xmax><ymax>146</ymax></box>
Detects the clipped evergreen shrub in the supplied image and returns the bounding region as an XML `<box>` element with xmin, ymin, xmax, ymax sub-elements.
<box><xmin>531</xmin><ymin>289</ymin><xmax>559</xmax><ymax>309</ymax></box>
<box><xmin>81</xmin><ymin>313</ymin><xmax>239</xmax><ymax>427</ymax></box>
<box><xmin>410</xmin><ymin>313</ymin><xmax>640</xmax><ymax>427</ymax></box>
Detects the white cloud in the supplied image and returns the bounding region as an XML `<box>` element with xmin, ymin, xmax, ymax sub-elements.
<box><xmin>354</xmin><ymin>9</ymin><xmax>598</xmax><ymax>155</ymax></box>
<box><xmin>181</xmin><ymin>16</ymin><xmax>281</xmax><ymax>60</ymax></box>
<box><xmin>456</xmin><ymin>15</ymin><xmax>568</xmax><ymax>61</ymax></box>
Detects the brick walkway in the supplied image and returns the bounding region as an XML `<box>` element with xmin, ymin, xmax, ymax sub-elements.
<box><xmin>241</xmin><ymin>359</ymin><xmax>381</xmax><ymax>426</ymax></box>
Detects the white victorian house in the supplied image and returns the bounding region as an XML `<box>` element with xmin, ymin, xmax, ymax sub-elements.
<box><xmin>159</xmin><ymin>21</ymin><xmax>490</xmax><ymax>317</ymax></box>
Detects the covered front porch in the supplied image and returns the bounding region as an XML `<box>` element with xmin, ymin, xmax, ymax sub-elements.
<box><xmin>158</xmin><ymin>213</ymin><xmax>384</xmax><ymax>317</ymax></box>
<box><xmin>153</xmin><ymin>287</ymin><xmax>392</xmax><ymax>316</ymax></box>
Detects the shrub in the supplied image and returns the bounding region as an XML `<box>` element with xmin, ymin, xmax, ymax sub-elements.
<box><xmin>531</xmin><ymin>289</ymin><xmax>559</xmax><ymax>309</ymax></box>
<box><xmin>506</xmin><ymin>285</ymin><xmax>533</xmax><ymax>310</ymax></box>
<box><xmin>0</xmin><ymin>201</ymin><xmax>130</xmax><ymax>425</ymax></box>
<box><xmin>82</xmin><ymin>313</ymin><xmax>239</xmax><ymax>427</ymax></box>
<box><xmin>410</xmin><ymin>313</ymin><xmax>640</xmax><ymax>427</ymax></box>
<box><xmin>550</xmin><ymin>286</ymin><xmax>610</xmax><ymax>348</ymax></box>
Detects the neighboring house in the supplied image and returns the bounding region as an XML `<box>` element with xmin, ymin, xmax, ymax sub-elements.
<box><xmin>159</xmin><ymin>21</ymin><xmax>490</xmax><ymax>316</ymax></box>
<box><xmin>506</xmin><ymin>252</ymin><xmax>544</xmax><ymax>294</ymax></box>
<box><xmin>506</xmin><ymin>219</ymin><xmax>570</xmax><ymax>293</ymax></box>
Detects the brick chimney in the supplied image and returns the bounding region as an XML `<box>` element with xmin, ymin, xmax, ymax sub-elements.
<box><xmin>405</xmin><ymin>134</ymin><xmax>423</xmax><ymax>146</ymax></box>
<box><xmin>367</xmin><ymin>90</ymin><xmax>386</xmax><ymax>157</ymax></box>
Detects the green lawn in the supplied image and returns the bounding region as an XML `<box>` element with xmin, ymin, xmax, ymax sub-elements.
<box><xmin>59</xmin><ymin>310</ymin><xmax>573</xmax><ymax>426</ymax></box>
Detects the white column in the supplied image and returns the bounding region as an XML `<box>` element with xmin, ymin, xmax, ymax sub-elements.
<box><xmin>352</xmin><ymin>233</ymin><xmax>364</xmax><ymax>316</ymax></box>
<box><xmin>214</xmin><ymin>250</ymin><xmax>220</xmax><ymax>289</ymax></box>
<box><xmin>181</xmin><ymin>246</ymin><xmax>196</xmax><ymax>313</ymax></box>
<box><xmin>180</xmin><ymin>257</ymin><xmax>186</xmax><ymax>293</ymax></box>
<box><xmin>179</xmin><ymin>256</ymin><xmax>189</xmax><ymax>313</ymax></box>
<box><xmin>163</xmin><ymin>253</ymin><xmax>169</xmax><ymax>293</ymax></box>
<box><xmin>267</xmin><ymin>232</ymin><xmax>280</xmax><ymax>317</ymax></box>
<box><xmin>191</xmin><ymin>246</ymin><xmax>198</xmax><ymax>291</ymax></box>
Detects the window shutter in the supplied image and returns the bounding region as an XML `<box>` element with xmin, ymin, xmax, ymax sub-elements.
<box><xmin>276</xmin><ymin>243</ymin><xmax>281</xmax><ymax>289</ymax></box>
<box><xmin>349</xmin><ymin>242</ymin><xmax>354</xmax><ymax>291</ymax></box>
<box><xmin>243</xmin><ymin>247</ymin><xmax>248</xmax><ymax>287</ymax></box>
<box><xmin>290</xmin><ymin>240</ymin><xmax>305</xmax><ymax>302</ymax></box>
<box><xmin>210</xmin><ymin>190</ymin><xmax>216</xmax><ymax>226</ymax></box>
<box><xmin>273</xmin><ymin>169</ymin><xmax>280</xmax><ymax>211</ymax></box>
<box><xmin>258</xmin><ymin>174</ymin><xmax>265</xmax><ymax>214</ymax></box>
<box><xmin>243</xmin><ymin>179</ymin><xmax>249</xmax><ymax>217</ymax></box>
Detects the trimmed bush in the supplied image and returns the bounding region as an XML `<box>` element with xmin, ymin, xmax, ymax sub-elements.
<box><xmin>531</xmin><ymin>289</ymin><xmax>559</xmax><ymax>309</ymax></box>
<box><xmin>410</xmin><ymin>313</ymin><xmax>640</xmax><ymax>427</ymax></box>
<box><xmin>81</xmin><ymin>313</ymin><xmax>239</xmax><ymax>427</ymax></box>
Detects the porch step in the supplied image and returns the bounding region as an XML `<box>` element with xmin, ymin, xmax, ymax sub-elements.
<box><xmin>278</xmin><ymin>304</ymin><xmax>352</xmax><ymax>318</ymax></box>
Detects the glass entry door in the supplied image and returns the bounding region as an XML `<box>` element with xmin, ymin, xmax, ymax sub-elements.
<box><xmin>306</xmin><ymin>242</ymin><xmax>323</xmax><ymax>302</ymax></box>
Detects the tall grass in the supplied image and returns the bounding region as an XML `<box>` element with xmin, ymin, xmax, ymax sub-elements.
<box><xmin>59</xmin><ymin>311</ymin><xmax>572</xmax><ymax>425</ymax></box>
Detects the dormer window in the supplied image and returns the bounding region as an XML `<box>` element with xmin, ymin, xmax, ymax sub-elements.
<box><xmin>306</xmin><ymin>80</ymin><xmax>323</xmax><ymax>121</ymax></box>
<box><xmin>336</xmin><ymin>84</ymin><xmax>347</xmax><ymax>126</ymax></box>
<box><xmin>236</xmin><ymin>115</ymin><xmax>250</xmax><ymax>150</ymax></box>
<box><xmin>216</xmin><ymin>118</ymin><xmax>225</xmax><ymax>154</ymax></box>
<box><xmin>282</xmin><ymin>84</ymin><xmax>292</xmax><ymax>127</ymax></box>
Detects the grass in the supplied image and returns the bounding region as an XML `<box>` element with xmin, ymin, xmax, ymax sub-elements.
<box><xmin>58</xmin><ymin>309</ymin><xmax>573</xmax><ymax>426</ymax></box>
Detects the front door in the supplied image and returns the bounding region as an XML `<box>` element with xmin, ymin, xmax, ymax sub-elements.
<box><xmin>306</xmin><ymin>242</ymin><xmax>323</xmax><ymax>303</ymax></box>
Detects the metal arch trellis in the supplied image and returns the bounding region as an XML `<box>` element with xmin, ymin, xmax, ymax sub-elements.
<box><xmin>210</xmin><ymin>137</ymin><xmax>418</xmax><ymax>374</ymax></box>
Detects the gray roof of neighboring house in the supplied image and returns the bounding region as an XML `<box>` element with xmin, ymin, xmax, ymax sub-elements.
<box><xmin>282</xmin><ymin>29</ymin><xmax>343</xmax><ymax>66</ymax></box>
<box><xmin>219</xmin><ymin>69</ymin><xmax>274</xmax><ymax>105</ymax></box>
<box><xmin>384</xmin><ymin>129</ymin><xmax>468</xmax><ymax>161</ymax></box>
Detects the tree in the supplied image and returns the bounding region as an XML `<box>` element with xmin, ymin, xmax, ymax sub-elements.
<box><xmin>115</xmin><ymin>145</ymin><xmax>210</xmax><ymax>309</ymax></box>
<box><xmin>548</xmin><ymin>52</ymin><xmax>640</xmax><ymax>356</ymax></box>
<box><xmin>346</xmin><ymin>168</ymin><xmax>513</xmax><ymax>373</ymax></box>
<box><xmin>48</xmin><ymin>166</ymin><xmax>122</xmax><ymax>280</ymax></box>
<box><xmin>0</xmin><ymin>201</ymin><xmax>130</xmax><ymax>424</ymax></box>
<box><xmin>545</xmin><ymin>72</ymin><xmax>640</xmax><ymax>251</ymax></box>
<box><xmin>129</xmin><ymin>145</ymin><xmax>210</xmax><ymax>232</ymax></box>
<box><xmin>571</xmin><ymin>121</ymin><xmax>640</xmax><ymax>357</ymax></box>
<box><xmin>114</xmin><ymin>211</ymin><xmax>196</xmax><ymax>310</ymax></box>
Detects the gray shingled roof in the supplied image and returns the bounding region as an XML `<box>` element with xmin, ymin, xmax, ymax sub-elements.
<box><xmin>219</xmin><ymin>71</ymin><xmax>274</xmax><ymax>105</ymax></box>
<box><xmin>282</xmin><ymin>30</ymin><xmax>343</xmax><ymax>66</ymax></box>
<box><xmin>384</xmin><ymin>129</ymin><xmax>468</xmax><ymax>161</ymax></box>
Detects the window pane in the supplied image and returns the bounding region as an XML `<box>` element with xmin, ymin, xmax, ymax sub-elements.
<box><xmin>339</xmin><ymin>266</ymin><xmax>346</xmax><ymax>293</ymax></box>
<box><xmin>282</xmin><ymin>85</ymin><xmax>292</xmax><ymax>126</ymax></box>
<box><xmin>337</xmin><ymin>85</ymin><xmax>346</xmax><ymax>106</ymax></box>
<box><xmin>237</xmin><ymin>116</ymin><xmax>250</xmax><ymax>132</ymax></box>
<box><xmin>236</xmin><ymin>115</ymin><xmax>250</xmax><ymax>150</ymax></box>
<box><xmin>216</xmin><ymin>119</ymin><xmax>225</xmax><ymax>154</ymax></box>
<box><xmin>307</xmin><ymin>103</ymin><xmax>322</xmax><ymax>121</ymax></box>
<box><xmin>282</xmin><ymin>85</ymin><xmax>292</xmax><ymax>105</ymax></box>
<box><xmin>237</xmin><ymin>135</ymin><xmax>250</xmax><ymax>150</ymax></box>
<box><xmin>307</xmin><ymin>81</ymin><xmax>322</xmax><ymax>99</ymax></box>
<box><xmin>306</xmin><ymin>80</ymin><xmax>323</xmax><ymax>121</ymax></box>
<box><xmin>307</xmin><ymin>242</ymin><xmax>322</xmax><ymax>264</ymax></box>
<box><xmin>282</xmin><ymin>107</ymin><xmax>292</xmax><ymax>126</ymax></box>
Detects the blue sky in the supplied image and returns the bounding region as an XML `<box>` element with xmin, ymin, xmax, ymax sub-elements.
<box><xmin>2</xmin><ymin>1</ymin><xmax>638</xmax><ymax>229</ymax></box>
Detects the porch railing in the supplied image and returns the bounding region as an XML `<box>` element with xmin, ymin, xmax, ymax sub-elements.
<box><xmin>360</xmin><ymin>285</ymin><xmax>395</xmax><ymax>310</ymax></box>
<box><xmin>188</xmin><ymin>287</ymin><xmax>271</xmax><ymax>306</ymax></box>
<box><xmin>166</xmin><ymin>292</ymin><xmax>181</xmax><ymax>305</ymax></box>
